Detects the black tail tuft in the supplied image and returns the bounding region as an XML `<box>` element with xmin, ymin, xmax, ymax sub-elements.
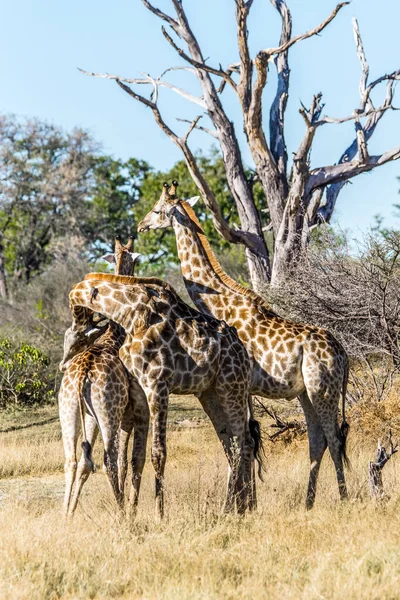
<box><xmin>340</xmin><ymin>421</ymin><xmax>350</xmax><ymax>469</ymax></box>
<box><xmin>249</xmin><ymin>418</ymin><xmax>266</xmax><ymax>481</ymax></box>
<box><xmin>81</xmin><ymin>440</ymin><xmax>96</xmax><ymax>473</ymax></box>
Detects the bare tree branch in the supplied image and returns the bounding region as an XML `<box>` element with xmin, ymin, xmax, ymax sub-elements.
<box><xmin>78</xmin><ymin>68</ymin><xmax>206</xmax><ymax>108</ymax></box>
<box><xmin>114</xmin><ymin>80</ymin><xmax>252</xmax><ymax>248</ymax></box>
<box><xmin>312</xmin><ymin>19</ymin><xmax>400</xmax><ymax>223</ymax></box>
<box><xmin>269</xmin><ymin>0</ymin><xmax>292</xmax><ymax>186</ymax></box>
<box><xmin>369</xmin><ymin>430</ymin><xmax>398</xmax><ymax>501</ymax></box>
<box><xmin>260</xmin><ymin>2</ymin><xmax>349</xmax><ymax>59</ymax></box>
<box><xmin>141</xmin><ymin>0</ymin><xmax>178</xmax><ymax>29</ymax></box>
<box><xmin>235</xmin><ymin>0</ymin><xmax>254</xmax><ymax>111</ymax></box>
<box><xmin>176</xmin><ymin>118</ymin><xmax>219</xmax><ymax>139</ymax></box>
<box><xmin>308</xmin><ymin>145</ymin><xmax>400</xmax><ymax>193</ymax></box>
<box><xmin>161</xmin><ymin>27</ymin><xmax>236</xmax><ymax>89</ymax></box>
<box><xmin>142</xmin><ymin>0</ymin><xmax>272</xmax><ymax>285</ymax></box>
<box><xmin>315</xmin><ymin>104</ymin><xmax>397</xmax><ymax>127</ymax></box>
<box><xmin>353</xmin><ymin>17</ymin><xmax>372</xmax><ymax>111</ymax></box>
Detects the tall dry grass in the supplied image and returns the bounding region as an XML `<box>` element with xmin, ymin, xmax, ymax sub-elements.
<box><xmin>0</xmin><ymin>398</ymin><xmax>400</xmax><ymax>599</ymax></box>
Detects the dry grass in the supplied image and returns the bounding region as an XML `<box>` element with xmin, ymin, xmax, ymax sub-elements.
<box><xmin>1</xmin><ymin>397</ymin><xmax>400</xmax><ymax>599</ymax></box>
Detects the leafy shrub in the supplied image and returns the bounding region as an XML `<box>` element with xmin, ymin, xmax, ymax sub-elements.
<box><xmin>0</xmin><ymin>338</ymin><xmax>55</xmax><ymax>409</ymax></box>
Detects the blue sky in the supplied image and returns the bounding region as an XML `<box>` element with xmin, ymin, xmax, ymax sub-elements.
<box><xmin>1</xmin><ymin>0</ymin><xmax>399</xmax><ymax>236</ymax></box>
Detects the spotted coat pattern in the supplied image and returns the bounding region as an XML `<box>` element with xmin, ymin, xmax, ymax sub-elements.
<box><xmin>58</xmin><ymin>238</ymin><xmax>148</xmax><ymax>517</ymax></box>
<box><xmin>138</xmin><ymin>182</ymin><xmax>350</xmax><ymax>508</ymax></box>
<box><xmin>66</xmin><ymin>275</ymin><xmax>254</xmax><ymax>517</ymax></box>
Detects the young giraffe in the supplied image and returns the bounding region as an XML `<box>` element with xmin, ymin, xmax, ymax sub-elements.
<box><xmin>58</xmin><ymin>237</ymin><xmax>148</xmax><ymax>517</ymax></box>
<box><xmin>138</xmin><ymin>182</ymin><xmax>350</xmax><ymax>509</ymax></box>
<box><xmin>64</xmin><ymin>272</ymin><xmax>259</xmax><ymax>518</ymax></box>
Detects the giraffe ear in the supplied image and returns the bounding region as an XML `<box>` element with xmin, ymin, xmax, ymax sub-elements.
<box><xmin>185</xmin><ymin>196</ymin><xmax>200</xmax><ymax>208</ymax></box>
<box><xmin>102</xmin><ymin>253</ymin><xmax>115</xmax><ymax>264</ymax></box>
<box><xmin>129</xmin><ymin>252</ymin><xmax>141</xmax><ymax>262</ymax></box>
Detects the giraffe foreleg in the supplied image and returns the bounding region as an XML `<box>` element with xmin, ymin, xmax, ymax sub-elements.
<box><xmin>145</xmin><ymin>382</ymin><xmax>169</xmax><ymax>521</ymax></box>
<box><xmin>128</xmin><ymin>385</ymin><xmax>150</xmax><ymax>519</ymax></box>
<box><xmin>118</xmin><ymin>401</ymin><xmax>134</xmax><ymax>497</ymax></box>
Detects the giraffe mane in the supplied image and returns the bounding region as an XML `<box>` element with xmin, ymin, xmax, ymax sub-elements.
<box><xmin>84</xmin><ymin>273</ymin><xmax>170</xmax><ymax>289</ymax></box>
<box><xmin>180</xmin><ymin>202</ymin><xmax>277</xmax><ymax>317</ymax></box>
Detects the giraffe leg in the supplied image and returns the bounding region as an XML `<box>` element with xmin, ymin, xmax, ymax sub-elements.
<box><xmin>103</xmin><ymin>428</ymin><xmax>124</xmax><ymax>510</ymax></box>
<box><xmin>298</xmin><ymin>391</ymin><xmax>328</xmax><ymax>510</ymax></box>
<box><xmin>308</xmin><ymin>390</ymin><xmax>348</xmax><ymax>503</ymax></box>
<box><xmin>223</xmin><ymin>401</ymin><xmax>250</xmax><ymax>515</ymax></box>
<box><xmin>68</xmin><ymin>414</ymin><xmax>98</xmax><ymax>517</ymax></box>
<box><xmin>128</xmin><ymin>385</ymin><xmax>150</xmax><ymax>518</ymax></box>
<box><xmin>118</xmin><ymin>401</ymin><xmax>134</xmax><ymax>498</ymax></box>
<box><xmin>197</xmin><ymin>390</ymin><xmax>246</xmax><ymax>514</ymax></box>
<box><xmin>144</xmin><ymin>382</ymin><xmax>168</xmax><ymax>521</ymax></box>
<box><xmin>59</xmin><ymin>387</ymin><xmax>79</xmax><ymax>518</ymax></box>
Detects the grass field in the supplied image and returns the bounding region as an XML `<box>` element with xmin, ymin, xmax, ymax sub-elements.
<box><xmin>1</xmin><ymin>396</ymin><xmax>400</xmax><ymax>600</ymax></box>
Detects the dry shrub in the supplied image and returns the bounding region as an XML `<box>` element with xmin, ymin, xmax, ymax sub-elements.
<box><xmin>269</xmin><ymin>229</ymin><xmax>400</xmax><ymax>403</ymax></box>
<box><xmin>349</xmin><ymin>388</ymin><xmax>400</xmax><ymax>439</ymax></box>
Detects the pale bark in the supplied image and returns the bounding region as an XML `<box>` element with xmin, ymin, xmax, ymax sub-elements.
<box><xmin>81</xmin><ymin>3</ymin><xmax>400</xmax><ymax>291</ymax></box>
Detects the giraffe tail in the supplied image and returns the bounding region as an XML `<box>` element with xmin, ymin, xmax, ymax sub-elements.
<box><xmin>340</xmin><ymin>357</ymin><xmax>350</xmax><ymax>469</ymax></box>
<box><xmin>77</xmin><ymin>369</ymin><xmax>96</xmax><ymax>473</ymax></box>
<box><xmin>249</xmin><ymin>418</ymin><xmax>266</xmax><ymax>481</ymax></box>
<box><xmin>248</xmin><ymin>396</ymin><xmax>266</xmax><ymax>481</ymax></box>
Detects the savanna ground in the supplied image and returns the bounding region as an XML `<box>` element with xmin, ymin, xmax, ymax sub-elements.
<box><xmin>0</xmin><ymin>395</ymin><xmax>400</xmax><ymax>600</ymax></box>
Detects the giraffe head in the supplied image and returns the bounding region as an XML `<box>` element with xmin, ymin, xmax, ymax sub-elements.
<box><xmin>59</xmin><ymin>307</ymin><xmax>108</xmax><ymax>371</ymax></box>
<box><xmin>60</xmin><ymin>238</ymin><xmax>140</xmax><ymax>370</ymax></box>
<box><xmin>137</xmin><ymin>181</ymin><xmax>200</xmax><ymax>232</ymax></box>
<box><xmin>102</xmin><ymin>236</ymin><xmax>141</xmax><ymax>276</ymax></box>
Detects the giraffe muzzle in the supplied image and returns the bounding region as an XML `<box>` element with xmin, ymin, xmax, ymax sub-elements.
<box><xmin>137</xmin><ymin>221</ymin><xmax>149</xmax><ymax>233</ymax></box>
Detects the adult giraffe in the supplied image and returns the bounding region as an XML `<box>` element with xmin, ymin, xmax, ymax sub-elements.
<box><xmin>58</xmin><ymin>237</ymin><xmax>148</xmax><ymax>517</ymax></box>
<box><xmin>138</xmin><ymin>182</ymin><xmax>350</xmax><ymax>508</ymax></box>
<box><xmin>64</xmin><ymin>273</ymin><xmax>258</xmax><ymax>517</ymax></box>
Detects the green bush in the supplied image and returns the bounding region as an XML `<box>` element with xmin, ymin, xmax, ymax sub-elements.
<box><xmin>0</xmin><ymin>338</ymin><xmax>55</xmax><ymax>409</ymax></box>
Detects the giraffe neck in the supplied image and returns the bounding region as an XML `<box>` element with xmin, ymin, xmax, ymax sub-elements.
<box><xmin>172</xmin><ymin>212</ymin><xmax>229</xmax><ymax>318</ymax></box>
<box><xmin>95</xmin><ymin>321</ymin><xmax>126</xmax><ymax>351</ymax></box>
<box><xmin>71</xmin><ymin>280</ymin><xmax>177</xmax><ymax>336</ymax></box>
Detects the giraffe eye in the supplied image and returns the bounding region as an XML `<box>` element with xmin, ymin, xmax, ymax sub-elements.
<box><xmin>153</xmin><ymin>210</ymin><xmax>161</xmax><ymax>215</ymax></box>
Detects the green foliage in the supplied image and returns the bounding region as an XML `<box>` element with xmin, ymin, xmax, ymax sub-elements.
<box><xmin>84</xmin><ymin>156</ymin><xmax>151</xmax><ymax>258</ymax></box>
<box><xmin>0</xmin><ymin>116</ymin><xmax>96</xmax><ymax>285</ymax></box>
<box><xmin>0</xmin><ymin>116</ymin><xmax>256</xmax><ymax>283</ymax></box>
<box><xmin>0</xmin><ymin>337</ymin><xmax>55</xmax><ymax>409</ymax></box>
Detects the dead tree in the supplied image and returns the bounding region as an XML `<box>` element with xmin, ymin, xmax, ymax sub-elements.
<box><xmin>81</xmin><ymin>1</ymin><xmax>400</xmax><ymax>291</ymax></box>
<box><xmin>369</xmin><ymin>430</ymin><xmax>398</xmax><ymax>501</ymax></box>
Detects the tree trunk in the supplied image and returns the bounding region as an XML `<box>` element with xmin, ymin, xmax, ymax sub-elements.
<box><xmin>0</xmin><ymin>240</ymin><xmax>8</xmax><ymax>300</ymax></box>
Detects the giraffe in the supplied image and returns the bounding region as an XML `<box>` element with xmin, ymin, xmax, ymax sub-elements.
<box><xmin>63</xmin><ymin>272</ymin><xmax>260</xmax><ymax>518</ymax></box>
<box><xmin>138</xmin><ymin>181</ymin><xmax>350</xmax><ymax>509</ymax></box>
<box><xmin>58</xmin><ymin>237</ymin><xmax>148</xmax><ymax>517</ymax></box>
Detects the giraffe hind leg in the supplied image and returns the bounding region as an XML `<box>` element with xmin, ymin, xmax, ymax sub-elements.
<box><xmin>68</xmin><ymin>413</ymin><xmax>98</xmax><ymax>517</ymax></box>
<box><xmin>59</xmin><ymin>389</ymin><xmax>79</xmax><ymax>518</ymax></box>
<box><xmin>298</xmin><ymin>391</ymin><xmax>328</xmax><ymax>510</ymax></box>
<box><xmin>128</xmin><ymin>387</ymin><xmax>150</xmax><ymax>519</ymax></box>
<box><xmin>307</xmin><ymin>389</ymin><xmax>348</xmax><ymax>504</ymax></box>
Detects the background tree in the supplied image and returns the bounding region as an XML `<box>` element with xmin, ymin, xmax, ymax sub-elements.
<box><xmin>0</xmin><ymin>114</ymin><xmax>253</xmax><ymax>296</ymax></box>
<box><xmin>0</xmin><ymin>115</ymin><xmax>96</xmax><ymax>297</ymax></box>
<box><xmin>81</xmin><ymin>1</ymin><xmax>400</xmax><ymax>291</ymax></box>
